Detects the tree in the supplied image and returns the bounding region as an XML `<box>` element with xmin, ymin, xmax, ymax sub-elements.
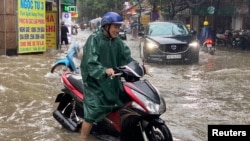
<box><xmin>148</xmin><ymin>0</ymin><xmax>206</xmax><ymax>20</ymax></box>
<box><xmin>76</xmin><ymin>0</ymin><xmax>127</xmax><ymax>23</ymax></box>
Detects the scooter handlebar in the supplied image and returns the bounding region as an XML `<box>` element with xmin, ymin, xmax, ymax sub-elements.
<box><xmin>110</xmin><ymin>72</ymin><xmax>123</xmax><ymax>79</ymax></box>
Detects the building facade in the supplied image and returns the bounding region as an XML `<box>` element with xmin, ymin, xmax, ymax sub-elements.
<box><xmin>0</xmin><ymin>0</ymin><xmax>75</xmax><ymax>56</ymax></box>
<box><xmin>0</xmin><ymin>0</ymin><xmax>17</xmax><ymax>55</ymax></box>
<box><xmin>159</xmin><ymin>0</ymin><xmax>249</xmax><ymax>34</ymax></box>
<box><xmin>0</xmin><ymin>0</ymin><xmax>249</xmax><ymax>55</ymax></box>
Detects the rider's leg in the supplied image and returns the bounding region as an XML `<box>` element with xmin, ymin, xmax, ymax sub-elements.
<box><xmin>80</xmin><ymin>120</ymin><xmax>93</xmax><ymax>139</ymax></box>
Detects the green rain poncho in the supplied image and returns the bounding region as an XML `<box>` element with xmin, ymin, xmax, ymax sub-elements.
<box><xmin>80</xmin><ymin>30</ymin><xmax>134</xmax><ymax>123</ymax></box>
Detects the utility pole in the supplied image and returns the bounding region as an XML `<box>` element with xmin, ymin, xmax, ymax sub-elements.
<box><xmin>115</xmin><ymin>0</ymin><xmax>117</xmax><ymax>12</ymax></box>
<box><xmin>56</xmin><ymin>0</ymin><xmax>61</xmax><ymax>50</ymax></box>
<box><xmin>213</xmin><ymin>0</ymin><xmax>220</xmax><ymax>42</ymax></box>
<box><xmin>137</xmin><ymin>0</ymin><xmax>142</xmax><ymax>29</ymax></box>
<box><xmin>249</xmin><ymin>0</ymin><xmax>250</xmax><ymax>15</ymax></box>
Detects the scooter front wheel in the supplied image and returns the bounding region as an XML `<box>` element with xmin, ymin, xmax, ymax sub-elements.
<box><xmin>145</xmin><ymin>123</ymin><xmax>173</xmax><ymax>141</ymax></box>
<box><xmin>51</xmin><ymin>63</ymin><xmax>73</xmax><ymax>76</ymax></box>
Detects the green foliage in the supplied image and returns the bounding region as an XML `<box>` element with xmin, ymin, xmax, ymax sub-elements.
<box><xmin>149</xmin><ymin>0</ymin><xmax>205</xmax><ymax>20</ymax></box>
<box><xmin>77</xmin><ymin>0</ymin><xmax>127</xmax><ymax>21</ymax></box>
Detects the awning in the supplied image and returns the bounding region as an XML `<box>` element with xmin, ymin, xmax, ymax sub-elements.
<box><xmin>121</xmin><ymin>3</ymin><xmax>138</xmax><ymax>13</ymax></box>
<box><xmin>62</xmin><ymin>0</ymin><xmax>74</xmax><ymax>5</ymax></box>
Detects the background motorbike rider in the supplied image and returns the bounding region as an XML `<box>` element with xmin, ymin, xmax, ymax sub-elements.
<box><xmin>72</xmin><ymin>25</ymin><xmax>78</xmax><ymax>35</ymax></box>
<box><xmin>197</xmin><ymin>21</ymin><xmax>214</xmax><ymax>46</ymax></box>
<box><xmin>79</xmin><ymin>12</ymin><xmax>148</xmax><ymax>140</ymax></box>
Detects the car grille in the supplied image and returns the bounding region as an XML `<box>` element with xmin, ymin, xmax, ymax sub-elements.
<box><xmin>159</xmin><ymin>44</ymin><xmax>188</xmax><ymax>53</ymax></box>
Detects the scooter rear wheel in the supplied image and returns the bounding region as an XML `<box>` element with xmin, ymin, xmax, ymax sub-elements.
<box><xmin>51</xmin><ymin>63</ymin><xmax>73</xmax><ymax>76</ymax></box>
<box><xmin>208</xmin><ymin>48</ymin><xmax>215</xmax><ymax>55</ymax></box>
<box><xmin>145</xmin><ymin>123</ymin><xmax>173</xmax><ymax>141</ymax></box>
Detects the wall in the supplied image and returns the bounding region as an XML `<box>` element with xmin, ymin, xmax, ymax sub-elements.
<box><xmin>0</xmin><ymin>0</ymin><xmax>17</xmax><ymax>55</ymax></box>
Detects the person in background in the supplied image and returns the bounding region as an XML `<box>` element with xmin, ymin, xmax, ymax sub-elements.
<box><xmin>72</xmin><ymin>25</ymin><xmax>78</xmax><ymax>35</ymax></box>
<box><xmin>131</xmin><ymin>20</ymin><xmax>139</xmax><ymax>39</ymax></box>
<box><xmin>197</xmin><ymin>20</ymin><xmax>214</xmax><ymax>45</ymax></box>
<box><xmin>60</xmin><ymin>21</ymin><xmax>69</xmax><ymax>50</ymax></box>
<box><xmin>79</xmin><ymin>11</ymin><xmax>148</xmax><ymax>140</ymax></box>
<box><xmin>186</xmin><ymin>24</ymin><xmax>191</xmax><ymax>31</ymax></box>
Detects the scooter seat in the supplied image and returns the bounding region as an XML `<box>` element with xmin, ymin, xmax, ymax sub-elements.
<box><xmin>68</xmin><ymin>74</ymin><xmax>84</xmax><ymax>94</ymax></box>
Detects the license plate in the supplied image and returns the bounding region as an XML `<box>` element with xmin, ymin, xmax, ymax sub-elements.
<box><xmin>166</xmin><ymin>54</ymin><xmax>181</xmax><ymax>59</ymax></box>
<box><xmin>207</xmin><ymin>44</ymin><xmax>212</xmax><ymax>47</ymax></box>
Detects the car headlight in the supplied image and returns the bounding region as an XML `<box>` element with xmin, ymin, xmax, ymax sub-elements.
<box><xmin>189</xmin><ymin>41</ymin><xmax>199</xmax><ymax>48</ymax></box>
<box><xmin>131</xmin><ymin>90</ymin><xmax>166</xmax><ymax>115</ymax></box>
<box><xmin>146</xmin><ymin>40</ymin><xmax>159</xmax><ymax>50</ymax></box>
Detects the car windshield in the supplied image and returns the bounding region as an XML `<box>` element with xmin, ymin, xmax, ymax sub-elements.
<box><xmin>148</xmin><ymin>22</ymin><xmax>189</xmax><ymax>36</ymax></box>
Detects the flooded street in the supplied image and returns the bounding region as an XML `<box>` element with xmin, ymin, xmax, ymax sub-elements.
<box><xmin>0</xmin><ymin>30</ymin><xmax>250</xmax><ymax>141</ymax></box>
<box><xmin>147</xmin><ymin>49</ymin><xmax>250</xmax><ymax>141</ymax></box>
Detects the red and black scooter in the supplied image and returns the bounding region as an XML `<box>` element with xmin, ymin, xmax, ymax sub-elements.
<box><xmin>203</xmin><ymin>38</ymin><xmax>215</xmax><ymax>55</ymax></box>
<box><xmin>52</xmin><ymin>61</ymin><xmax>173</xmax><ymax>141</ymax></box>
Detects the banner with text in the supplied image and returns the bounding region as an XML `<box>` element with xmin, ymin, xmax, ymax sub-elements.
<box><xmin>18</xmin><ymin>0</ymin><xmax>46</xmax><ymax>53</ymax></box>
<box><xmin>46</xmin><ymin>12</ymin><xmax>57</xmax><ymax>49</ymax></box>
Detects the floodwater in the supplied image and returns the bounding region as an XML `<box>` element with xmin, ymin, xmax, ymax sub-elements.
<box><xmin>147</xmin><ymin>48</ymin><xmax>250</xmax><ymax>141</ymax></box>
<box><xmin>0</xmin><ymin>30</ymin><xmax>250</xmax><ymax>141</ymax></box>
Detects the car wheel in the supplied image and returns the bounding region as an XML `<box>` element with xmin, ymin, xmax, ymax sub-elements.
<box><xmin>143</xmin><ymin>49</ymin><xmax>150</xmax><ymax>62</ymax></box>
<box><xmin>188</xmin><ymin>52</ymin><xmax>199</xmax><ymax>64</ymax></box>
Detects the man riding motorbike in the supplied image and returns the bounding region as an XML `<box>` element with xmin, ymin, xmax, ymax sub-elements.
<box><xmin>197</xmin><ymin>21</ymin><xmax>214</xmax><ymax>46</ymax></box>
<box><xmin>79</xmin><ymin>12</ymin><xmax>147</xmax><ymax>140</ymax></box>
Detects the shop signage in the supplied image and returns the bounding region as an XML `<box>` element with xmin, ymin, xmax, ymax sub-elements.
<box><xmin>18</xmin><ymin>0</ymin><xmax>46</xmax><ymax>53</ymax></box>
<box><xmin>207</xmin><ymin>6</ymin><xmax>215</xmax><ymax>15</ymax></box>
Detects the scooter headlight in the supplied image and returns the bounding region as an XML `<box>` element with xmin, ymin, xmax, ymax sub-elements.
<box><xmin>131</xmin><ymin>90</ymin><xmax>166</xmax><ymax>115</ymax></box>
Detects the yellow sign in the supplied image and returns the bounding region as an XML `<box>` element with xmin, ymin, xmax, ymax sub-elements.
<box><xmin>141</xmin><ymin>15</ymin><xmax>150</xmax><ymax>25</ymax></box>
<box><xmin>46</xmin><ymin>12</ymin><xmax>57</xmax><ymax>49</ymax></box>
<box><xmin>71</xmin><ymin>12</ymin><xmax>78</xmax><ymax>18</ymax></box>
<box><xmin>18</xmin><ymin>0</ymin><xmax>46</xmax><ymax>53</ymax></box>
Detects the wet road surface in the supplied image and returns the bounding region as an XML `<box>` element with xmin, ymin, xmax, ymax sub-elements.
<box><xmin>0</xmin><ymin>30</ymin><xmax>250</xmax><ymax>141</ymax></box>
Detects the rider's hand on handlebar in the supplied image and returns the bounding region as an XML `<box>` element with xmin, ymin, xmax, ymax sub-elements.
<box><xmin>106</xmin><ymin>68</ymin><xmax>115</xmax><ymax>77</ymax></box>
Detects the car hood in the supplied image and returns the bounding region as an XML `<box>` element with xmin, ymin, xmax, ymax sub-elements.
<box><xmin>147</xmin><ymin>35</ymin><xmax>194</xmax><ymax>44</ymax></box>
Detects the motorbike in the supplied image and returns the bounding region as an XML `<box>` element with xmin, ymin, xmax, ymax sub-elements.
<box><xmin>231</xmin><ymin>30</ymin><xmax>242</xmax><ymax>48</ymax></box>
<box><xmin>51</xmin><ymin>42</ymin><xmax>81</xmax><ymax>75</ymax></box>
<box><xmin>72</xmin><ymin>25</ymin><xmax>78</xmax><ymax>35</ymax></box>
<box><xmin>202</xmin><ymin>38</ymin><xmax>215</xmax><ymax>55</ymax></box>
<box><xmin>232</xmin><ymin>31</ymin><xmax>250</xmax><ymax>50</ymax></box>
<box><xmin>215</xmin><ymin>30</ymin><xmax>233</xmax><ymax>47</ymax></box>
<box><xmin>52</xmin><ymin>61</ymin><xmax>173</xmax><ymax>141</ymax></box>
